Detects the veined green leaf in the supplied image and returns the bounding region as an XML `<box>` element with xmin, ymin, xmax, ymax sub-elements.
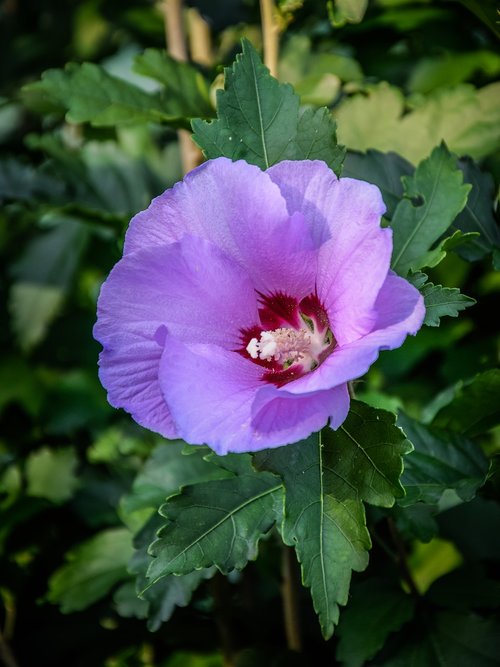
<box><xmin>408</xmin><ymin>272</ymin><xmax>476</xmax><ymax>327</ymax></box>
<box><xmin>145</xmin><ymin>467</ymin><xmax>282</xmax><ymax>586</ymax></box>
<box><xmin>336</xmin><ymin>578</ymin><xmax>415</xmax><ymax>666</ymax></box>
<box><xmin>432</xmin><ymin>369</ymin><xmax>500</xmax><ymax>437</ymax></box>
<box><xmin>391</xmin><ymin>144</ymin><xmax>471</xmax><ymax>275</ymax></box>
<box><xmin>398</xmin><ymin>413</ymin><xmax>489</xmax><ymax>506</ymax></box>
<box><xmin>255</xmin><ymin>402</ymin><xmax>411</xmax><ymax>639</ymax></box>
<box><xmin>192</xmin><ymin>39</ymin><xmax>344</xmax><ymax>172</ymax></box>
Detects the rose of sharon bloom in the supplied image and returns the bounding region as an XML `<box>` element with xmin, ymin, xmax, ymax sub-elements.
<box><xmin>94</xmin><ymin>158</ymin><xmax>424</xmax><ymax>454</ymax></box>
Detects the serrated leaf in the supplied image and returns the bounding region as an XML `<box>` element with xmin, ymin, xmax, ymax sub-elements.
<box><xmin>342</xmin><ymin>149</ymin><xmax>414</xmax><ymax>218</ymax></box>
<box><xmin>415</xmin><ymin>277</ymin><xmax>476</xmax><ymax>327</ymax></box>
<box><xmin>432</xmin><ymin>369</ymin><xmax>500</xmax><ymax>437</ymax></box>
<box><xmin>121</xmin><ymin>441</ymin><xmax>230</xmax><ymax>514</ymax></box>
<box><xmin>450</xmin><ymin>158</ymin><xmax>500</xmax><ymax>260</ymax></box>
<box><xmin>255</xmin><ymin>402</ymin><xmax>411</xmax><ymax>639</ymax></box>
<box><xmin>124</xmin><ymin>515</ymin><xmax>215</xmax><ymax>631</ymax></box>
<box><xmin>390</xmin><ymin>144</ymin><xmax>471</xmax><ymax>275</ymax></box>
<box><xmin>47</xmin><ymin>528</ymin><xmax>133</xmax><ymax>613</ymax></box>
<box><xmin>336</xmin><ymin>578</ymin><xmax>415</xmax><ymax>667</ymax></box>
<box><xmin>398</xmin><ymin>413</ymin><xmax>489</xmax><ymax>507</ymax></box>
<box><xmin>24</xmin><ymin>62</ymin><xmax>194</xmax><ymax>128</ymax></box>
<box><xmin>145</xmin><ymin>468</ymin><xmax>282</xmax><ymax>586</ymax></box>
<box><xmin>192</xmin><ymin>40</ymin><xmax>344</xmax><ymax>172</ymax></box>
<box><xmin>133</xmin><ymin>48</ymin><xmax>213</xmax><ymax>119</ymax></box>
<box><xmin>411</xmin><ymin>230</ymin><xmax>480</xmax><ymax>270</ymax></box>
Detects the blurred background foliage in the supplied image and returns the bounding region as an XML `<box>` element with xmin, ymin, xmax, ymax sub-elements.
<box><xmin>0</xmin><ymin>0</ymin><xmax>499</xmax><ymax>665</ymax></box>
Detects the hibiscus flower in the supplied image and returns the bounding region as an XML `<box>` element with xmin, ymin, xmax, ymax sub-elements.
<box><xmin>94</xmin><ymin>158</ymin><xmax>424</xmax><ymax>454</ymax></box>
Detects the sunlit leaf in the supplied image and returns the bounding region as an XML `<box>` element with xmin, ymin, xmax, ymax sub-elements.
<box><xmin>26</xmin><ymin>447</ymin><xmax>79</xmax><ymax>504</ymax></box>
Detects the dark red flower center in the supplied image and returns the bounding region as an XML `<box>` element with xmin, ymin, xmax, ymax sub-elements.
<box><xmin>238</xmin><ymin>292</ymin><xmax>336</xmax><ymax>387</ymax></box>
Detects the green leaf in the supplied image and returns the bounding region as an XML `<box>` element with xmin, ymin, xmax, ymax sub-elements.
<box><xmin>397</xmin><ymin>413</ymin><xmax>489</xmax><ymax>507</ymax></box>
<box><xmin>450</xmin><ymin>158</ymin><xmax>500</xmax><ymax>261</ymax></box>
<box><xmin>411</xmin><ymin>230</ymin><xmax>480</xmax><ymax>270</ymax></box>
<box><xmin>327</xmin><ymin>0</ymin><xmax>368</xmax><ymax>27</ymax></box>
<box><xmin>133</xmin><ymin>48</ymin><xmax>213</xmax><ymax>119</ymax></box>
<box><xmin>458</xmin><ymin>0</ymin><xmax>500</xmax><ymax>39</ymax></box>
<box><xmin>432</xmin><ymin>369</ymin><xmax>500</xmax><ymax>437</ymax></box>
<box><xmin>390</xmin><ymin>144</ymin><xmax>471</xmax><ymax>275</ymax></box>
<box><xmin>121</xmin><ymin>441</ymin><xmax>230</xmax><ymax>514</ymax></box>
<box><xmin>255</xmin><ymin>402</ymin><xmax>411</xmax><ymax>639</ymax></box>
<box><xmin>382</xmin><ymin>611</ymin><xmax>500</xmax><ymax>667</ymax></box>
<box><xmin>342</xmin><ymin>149</ymin><xmax>414</xmax><ymax>218</ymax></box>
<box><xmin>336</xmin><ymin>578</ymin><xmax>415</xmax><ymax>666</ymax></box>
<box><xmin>24</xmin><ymin>62</ymin><xmax>194</xmax><ymax>128</ymax></box>
<box><xmin>26</xmin><ymin>447</ymin><xmax>79</xmax><ymax>504</ymax></box>
<box><xmin>408</xmin><ymin>273</ymin><xmax>476</xmax><ymax>327</ymax></box>
<box><xmin>192</xmin><ymin>40</ymin><xmax>344</xmax><ymax>172</ymax></box>
<box><xmin>124</xmin><ymin>514</ymin><xmax>215</xmax><ymax>631</ymax></box>
<box><xmin>0</xmin><ymin>158</ymin><xmax>63</xmax><ymax>203</ymax></box>
<box><xmin>145</xmin><ymin>466</ymin><xmax>282</xmax><ymax>586</ymax></box>
<box><xmin>47</xmin><ymin>528</ymin><xmax>133</xmax><ymax>612</ymax></box>
<box><xmin>334</xmin><ymin>82</ymin><xmax>500</xmax><ymax>164</ymax></box>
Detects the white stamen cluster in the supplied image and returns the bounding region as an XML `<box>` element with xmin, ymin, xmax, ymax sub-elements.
<box><xmin>246</xmin><ymin>328</ymin><xmax>311</xmax><ymax>364</ymax></box>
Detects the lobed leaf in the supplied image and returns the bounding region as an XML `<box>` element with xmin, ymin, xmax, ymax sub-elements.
<box><xmin>432</xmin><ymin>369</ymin><xmax>500</xmax><ymax>437</ymax></box>
<box><xmin>255</xmin><ymin>402</ymin><xmax>411</xmax><ymax>639</ymax></box>
<box><xmin>336</xmin><ymin>578</ymin><xmax>415</xmax><ymax>666</ymax></box>
<box><xmin>145</xmin><ymin>467</ymin><xmax>282</xmax><ymax>586</ymax></box>
<box><xmin>390</xmin><ymin>144</ymin><xmax>471</xmax><ymax>275</ymax></box>
<box><xmin>192</xmin><ymin>39</ymin><xmax>344</xmax><ymax>172</ymax></box>
<box><xmin>407</xmin><ymin>272</ymin><xmax>476</xmax><ymax>327</ymax></box>
<box><xmin>398</xmin><ymin>413</ymin><xmax>489</xmax><ymax>507</ymax></box>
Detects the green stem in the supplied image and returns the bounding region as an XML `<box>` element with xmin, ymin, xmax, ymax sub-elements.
<box><xmin>0</xmin><ymin>628</ymin><xmax>18</xmax><ymax>667</ymax></box>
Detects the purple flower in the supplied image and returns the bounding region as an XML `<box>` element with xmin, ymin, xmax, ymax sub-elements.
<box><xmin>94</xmin><ymin>158</ymin><xmax>424</xmax><ymax>454</ymax></box>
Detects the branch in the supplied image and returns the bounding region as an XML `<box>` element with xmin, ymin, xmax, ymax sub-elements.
<box><xmin>259</xmin><ymin>0</ymin><xmax>280</xmax><ymax>78</ymax></box>
<box><xmin>0</xmin><ymin>628</ymin><xmax>18</xmax><ymax>667</ymax></box>
<box><xmin>282</xmin><ymin>546</ymin><xmax>302</xmax><ymax>652</ymax></box>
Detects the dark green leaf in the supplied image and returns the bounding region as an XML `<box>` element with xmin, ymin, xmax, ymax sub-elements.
<box><xmin>391</xmin><ymin>144</ymin><xmax>471</xmax><ymax>275</ymax></box>
<box><xmin>336</xmin><ymin>578</ymin><xmax>415</xmax><ymax>666</ymax></box>
<box><xmin>255</xmin><ymin>402</ymin><xmax>411</xmax><ymax>639</ymax></box>
<box><xmin>451</xmin><ymin>158</ymin><xmax>500</xmax><ymax>261</ymax></box>
<box><xmin>342</xmin><ymin>150</ymin><xmax>413</xmax><ymax>218</ymax></box>
<box><xmin>47</xmin><ymin>528</ymin><xmax>133</xmax><ymax>613</ymax></box>
<box><xmin>24</xmin><ymin>62</ymin><xmax>193</xmax><ymax>128</ymax></box>
<box><xmin>0</xmin><ymin>158</ymin><xmax>63</xmax><ymax>203</ymax></box>
<box><xmin>411</xmin><ymin>274</ymin><xmax>476</xmax><ymax>327</ymax></box>
<box><xmin>125</xmin><ymin>515</ymin><xmax>215</xmax><ymax>632</ymax></box>
<box><xmin>282</xmin><ymin>106</ymin><xmax>345</xmax><ymax>172</ymax></box>
<box><xmin>145</xmin><ymin>467</ymin><xmax>282</xmax><ymax>586</ymax></box>
<box><xmin>390</xmin><ymin>504</ymin><xmax>439</xmax><ymax>543</ymax></box>
<box><xmin>438</xmin><ymin>498</ymin><xmax>500</xmax><ymax>561</ymax></box>
<box><xmin>192</xmin><ymin>40</ymin><xmax>344</xmax><ymax>172</ymax></box>
<box><xmin>432</xmin><ymin>369</ymin><xmax>500</xmax><ymax>436</ymax></box>
<box><xmin>121</xmin><ymin>441</ymin><xmax>230</xmax><ymax>514</ymax></box>
<box><xmin>397</xmin><ymin>413</ymin><xmax>489</xmax><ymax>507</ymax></box>
<box><xmin>133</xmin><ymin>48</ymin><xmax>213</xmax><ymax>119</ymax></box>
<box><xmin>381</xmin><ymin>611</ymin><xmax>500</xmax><ymax>667</ymax></box>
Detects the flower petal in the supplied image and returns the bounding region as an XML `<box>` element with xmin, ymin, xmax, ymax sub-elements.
<box><xmin>251</xmin><ymin>383</ymin><xmax>350</xmax><ymax>439</ymax></box>
<box><xmin>268</xmin><ymin>161</ymin><xmax>390</xmax><ymax>343</ymax></box>
<box><xmin>316</xmin><ymin>227</ymin><xmax>393</xmax><ymax>345</ymax></box>
<box><xmin>282</xmin><ymin>272</ymin><xmax>425</xmax><ymax>395</ymax></box>
<box><xmin>124</xmin><ymin>157</ymin><xmax>315</xmax><ymax>299</ymax></box>
<box><xmin>94</xmin><ymin>234</ymin><xmax>260</xmax><ymax>436</ymax></box>
<box><xmin>159</xmin><ymin>336</ymin><xmax>263</xmax><ymax>455</ymax></box>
